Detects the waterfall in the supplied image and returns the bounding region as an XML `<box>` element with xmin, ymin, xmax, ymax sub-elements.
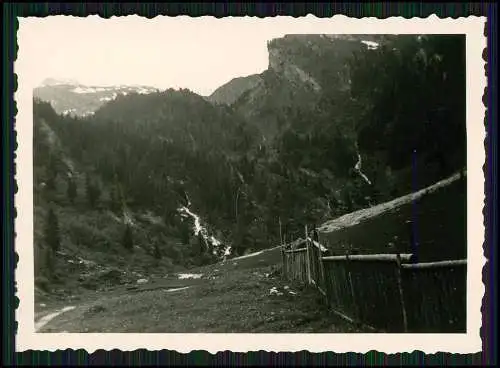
<box><xmin>354</xmin><ymin>142</ymin><xmax>372</xmax><ymax>185</ymax></box>
<box><xmin>177</xmin><ymin>202</ymin><xmax>231</xmax><ymax>258</ymax></box>
<box><xmin>354</xmin><ymin>152</ymin><xmax>372</xmax><ymax>185</ymax></box>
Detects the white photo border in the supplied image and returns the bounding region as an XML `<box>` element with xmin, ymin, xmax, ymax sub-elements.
<box><xmin>14</xmin><ymin>14</ymin><xmax>487</xmax><ymax>353</ymax></box>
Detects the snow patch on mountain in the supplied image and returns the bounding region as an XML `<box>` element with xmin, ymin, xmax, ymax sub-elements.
<box><xmin>99</xmin><ymin>93</ymin><xmax>118</xmax><ymax>102</ymax></box>
<box><xmin>62</xmin><ymin>108</ymin><xmax>77</xmax><ymax>116</ymax></box>
<box><xmin>72</xmin><ymin>86</ymin><xmax>106</xmax><ymax>94</ymax></box>
<box><xmin>361</xmin><ymin>40</ymin><xmax>379</xmax><ymax>50</ymax></box>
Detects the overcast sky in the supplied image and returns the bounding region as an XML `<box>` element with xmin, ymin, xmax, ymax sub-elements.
<box><xmin>18</xmin><ymin>16</ymin><xmax>307</xmax><ymax>96</ymax></box>
<box><xmin>18</xmin><ymin>16</ymin><xmax>473</xmax><ymax>97</ymax></box>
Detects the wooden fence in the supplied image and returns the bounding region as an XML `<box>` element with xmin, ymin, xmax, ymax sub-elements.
<box><xmin>400</xmin><ymin>260</ymin><xmax>467</xmax><ymax>332</ymax></box>
<box><xmin>281</xmin><ymin>231</ymin><xmax>467</xmax><ymax>333</ymax></box>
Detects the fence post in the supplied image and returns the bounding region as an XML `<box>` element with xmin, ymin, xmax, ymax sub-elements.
<box><xmin>407</xmin><ymin>220</ymin><xmax>418</xmax><ymax>264</ymax></box>
<box><xmin>305</xmin><ymin>225</ymin><xmax>312</xmax><ymax>285</ymax></box>
<box><xmin>281</xmin><ymin>246</ymin><xmax>286</xmax><ymax>279</ymax></box>
<box><xmin>280</xmin><ymin>218</ymin><xmax>286</xmax><ymax>279</ymax></box>
<box><xmin>317</xmin><ymin>230</ymin><xmax>326</xmax><ymax>294</ymax></box>
<box><xmin>345</xmin><ymin>250</ymin><xmax>359</xmax><ymax>320</ymax></box>
<box><xmin>396</xmin><ymin>253</ymin><xmax>408</xmax><ymax>332</ymax></box>
<box><xmin>279</xmin><ymin>217</ymin><xmax>283</xmax><ymax>246</ymax></box>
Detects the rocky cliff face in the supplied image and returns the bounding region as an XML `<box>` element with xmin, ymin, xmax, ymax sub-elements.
<box><xmin>267</xmin><ymin>46</ymin><xmax>322</xmax><ymax>92</ymax></box>
<box><xmin>220</xmin><ymin>34</ymin><xmax>374</xmax><ymax>142</ymax></box>
<box><xmin>206</xmin><ymin>74</ymin><xmax>263</xmax><ymax>106</ymax></box>
<box><xmin>208</xmin><ymin>34</ymin><xmax>384</xmax><ymax>113</ymax></box>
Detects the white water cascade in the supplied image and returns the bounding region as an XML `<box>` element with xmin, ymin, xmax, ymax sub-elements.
<box><xmin>177</xmin><ymin>196</ymin><xmax>231</xmax><ymax>258</ymax></box>
<box><xmin>353</xmin><ymin>141</ymin><xmax>372</xmax><ymax>185</ymax></box>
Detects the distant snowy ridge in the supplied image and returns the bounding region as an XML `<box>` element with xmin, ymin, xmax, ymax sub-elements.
<box><xmin>34</xmin><ymin>79</ymin><xmax>160</xmax><ymax>117</ymax></box>
<box><xmin>72</xmin><ymin>85</ymin><xmax>158</xmax><ymax>95</ymax></box>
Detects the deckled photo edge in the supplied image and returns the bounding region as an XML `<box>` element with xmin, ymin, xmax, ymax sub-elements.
<box><xmin>13</xmin><ymin>14</ymin><xmax>487</xmax><ymax>354</ymax></box>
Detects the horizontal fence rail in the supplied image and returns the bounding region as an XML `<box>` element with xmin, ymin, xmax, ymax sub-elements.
<box><xmin>400</xmin><ymin>259</ymin><xmax>467</xmax><ymax>269</ymax></box>
<box><xmin>281</xmin><ymin>230</ymin><xmax>467</xmax><ymax>333</ymax></box>
<box><xmin>322</xmin><ymin>254</ymin><xmax>414</xmax><ymax>262</ymax></box>
<box><xmin>284</xmin><ymin>247</ymin><xmax>307</xmax><ymax>254</ymax></box>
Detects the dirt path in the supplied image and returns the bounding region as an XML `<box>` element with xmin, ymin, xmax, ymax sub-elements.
<box><xmin>35</xmin><ymin>286</ymin><xmax>194</xmax><ymax>332</ymax></box>
<box><xmin>35</xmin><ymin>306</ymin><xmax>76</xmax><ymax>331</ymax></box>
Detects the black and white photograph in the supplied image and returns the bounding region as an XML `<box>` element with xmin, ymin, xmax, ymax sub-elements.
<box><xmin>15</xmin><ymin>15</ymin><xmax>485</xmax><ymax>353</ymax></box>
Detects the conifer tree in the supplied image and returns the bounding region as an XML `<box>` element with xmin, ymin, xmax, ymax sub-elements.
<box><xmin>67</xmin><ymin>177</ymin><xmax>77</xmax><ymax>204</ymax></box>
<box><xmin>45</xmin><ymin>248</ymin><xmax>55</xmax><ymax>278</ymax></box>
<box><xmin>109</xmin><ymin>184</ymin><xmax>120</xmax><ymax>213</ymax></box>
<box><xmin>46</xmin><ymin>175</ymin><xmax>56</xmax><ymax>191</ymax></box>
<box><xmin>85</xmin><ymin>174</ymin><xmax>92</xmax><ymax>205</ymax></box>
<box><xmin>86</xmin><ymin>174</ymin><xmax>101</xmax><ymax>208</ymax></box>
<box><xmin>153</xmin><ymin>244</ymin><xmax>162</xmax><ymax>260</ymax></box>
<box><xmin>109</xmin><ymin>173</ymin><xmax>124</xmax><ymax>213</ymax></box>
<box><xmin>179</xmin><ymin>219</ymin><xmax>191</xmax><ymax>245</ymax></box>
<box><xmin>46</xmin><ymin>156</ymin><xmax>59</xmax><ymax>191</ymax></box>
<box><xmin>44</xmin><ymin>207</ymin><xmax>61</xmax><ymax>253</ymax></box>
<box><xmin>122</xmin><ymin>224</ymin><xmax>134</xmax><ymax>252</ymax></box>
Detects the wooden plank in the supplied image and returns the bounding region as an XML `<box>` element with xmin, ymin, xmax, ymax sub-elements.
<box><xmin>281</xmin><ymin>246</ymin><xmax>286</xmax><ymax>279</ymax></box>
<box><xmin>305</xmin><ymin>238</ymin><xmax>329</xmax><ymax>252</ymax></box>
<box><xmin>282</xmin><ymin>238</ymin><xmax>307</xmax><ymax>251</ymax></box>
<box><xmin>400</xmin><ymin>259</ymin><xmax>467</xmax><ymax>269</ymax></box>
<box><xmin>401</xmin><ymin>262</ymin><xmax>467</xmax><ymax>332</ymax></box>
<box><xmin>330</xmin><ymin>307</ymin><xmax>355</xmax><ymax>324</ymax></box>
<box><xmin>322</xmin><ymin>253</ymin><xmax>414</xmax><ymax>262</ymax></box>
<box><xmin>285</xmin><ymin>247</ymin><xmax>307</xmax><ymax>254</ymax></box>
<box><xmin>395</xmin><ymin>255</ymin><xmax>408</xmax><ymax>332</ymax></box>
<box><xmin>279</xmin><ymin>217</ymin><xmax>283</xmax><ymax>246</ymax></box>
<box><xmin>345</xmin><ymin>255</ymin><xmax>360</xmax><ymax>320</ymax></box>
<box><xmin>289</xmin><ymin>238</ymin><xmax>307</xmax><ymax>247</ymax></box>
<box><xmin>318</xmin><ymin>286</ymin><xmax>327</xmax><ymax>297</ymax></box>
<box><xmin>305</xmin><ymin>225</ymin><xmax>312</xmax><ymax>285</ymax></box>
<box><xmin>327</xmin><ymin>308</ymin><xmax>379</xmax><ymax>332</ymax></box>
<box><xmin>317</xmin><ymin>243</ymin><xmax>326</xmax><ymax>290</ymax></box>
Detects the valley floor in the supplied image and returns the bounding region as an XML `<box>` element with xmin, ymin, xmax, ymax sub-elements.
<box><xmin>35</xmin><ymin>246</ymin><xmax>368</xmax><ymax>333</ymax></box>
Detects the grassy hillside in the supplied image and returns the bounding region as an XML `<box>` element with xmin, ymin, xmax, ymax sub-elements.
<box><xmin>36</xmin><ymin>247</ymin><xmax>369</xmax><ymax>333</ymax></box>
<box><xmin>34</xmin><ymin>171</ymin><xmax>193</xmax><ymax>296</ymax></box>
<box><xmin>318</xmin><ymin>173</ymin><xmax>467</xmax><ymax>262</ymax></box>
